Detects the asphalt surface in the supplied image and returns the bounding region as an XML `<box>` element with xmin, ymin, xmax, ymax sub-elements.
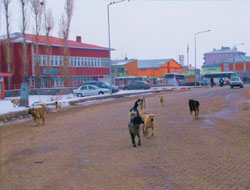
<box><xmin>1</xmin><ymin>85</ymin><xmax>250</xmax><ymax>190</ymax></box>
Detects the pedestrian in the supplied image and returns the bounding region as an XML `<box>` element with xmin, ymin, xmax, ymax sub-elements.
<box><xmin>219</xmin><ymin>78</ymin><xmax>224</xmax><ymax>87</ymax></box>
<box><xmin>210</xmin><ymin>78</ymin><xmax>214</xmax><ymax>88</ymax></box>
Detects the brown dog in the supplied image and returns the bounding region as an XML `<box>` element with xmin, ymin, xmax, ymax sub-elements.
<box><xmin>159</xmin><ymin>95</ymin><xmax>164</xmax><ymax>106</ymax></box>
<box><xmin>11</xmin><ymin>98</ymin><xmax>19</xmax><ymax>108</ymax></box>
<box><xmin>28</xmin><ymin>104</ymin><xmax>47</xmax><ymax>125</ymax></box>
<box><xmin>141</xmin><ymin>112</ymin><xmax>155</xmax><ymax>137</ymax></box>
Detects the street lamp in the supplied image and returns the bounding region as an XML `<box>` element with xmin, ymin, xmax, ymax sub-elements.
<box><xmin>107</xmin><ymin>0</ymin><xmax>129</xmax><ymax>94</ymax></box>
<box><xmin>194</xmin><ymin>29</ymin><xmax>211</xmax><ymax>86</ymax></box>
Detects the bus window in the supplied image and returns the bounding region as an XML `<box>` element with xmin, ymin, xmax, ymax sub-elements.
<box><xmin>165</xmin><ymin>74</ymin><xmax>174</xmax><ymax>79</ymax></box>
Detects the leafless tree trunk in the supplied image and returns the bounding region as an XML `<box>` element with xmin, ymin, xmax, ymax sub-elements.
<box><xmin>20</xmin><ymin>0</ymin><xmax>28</xmax><ymax>82</ymax></box>
<box><xmin>3</xmin><ymin>0</ymin><xmax>12</xmax><ymax>89</ymax></box>
<box><xmin>59</xmin><ymin>0</ymin><xmax>75</xmax><ymax>86</ymax></box>
<box><xmin>30</xmin><ymin>0</ymin><xmax>44</xmax><ymax>88</ymax></box>
<box><xmin>44</xmin><ymin>5</ymin><xmax>54</xmax><ymax>88</ymax></box>
<box><xmin>19</xmin><ymin>0</ymin><xmax>29</xmax><ymax>107</ymax></box>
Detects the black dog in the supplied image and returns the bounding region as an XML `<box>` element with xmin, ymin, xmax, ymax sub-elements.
<box><xmin>189</xmin><ymin>99</ymin><xmax>200</xmax><ymax>119</ymax></box>
<box><xmin>128</xmin><ymin>110</ymin><xmax>141</xmax><ymax>147</ymax></box>
<box><xmin>130</xmin><ymin>99</ymin><xmax>144</xmax><ymax>125</ymax></box>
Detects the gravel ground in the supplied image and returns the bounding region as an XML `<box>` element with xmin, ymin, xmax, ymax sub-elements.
<box><xmin>0</xmin><ymin>85</ymin><xmax>250</xmax><ymax>190</ymax></box>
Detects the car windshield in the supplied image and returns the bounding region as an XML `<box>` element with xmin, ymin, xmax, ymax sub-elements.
<box><xmin>231</xmin><ymin>78</ymin><xmax>240</xmax><ymax>81</ymax></box>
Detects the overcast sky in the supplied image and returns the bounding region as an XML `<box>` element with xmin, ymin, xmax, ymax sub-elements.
<box><xmin>0</xmin><ymin>0</ymin><xmax>250</xmax><ymax>69</ymax></box>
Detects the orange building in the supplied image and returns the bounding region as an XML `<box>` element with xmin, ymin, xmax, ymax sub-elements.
<box><xmin>112</xmin><ymin>59</ymin><xmax>138</xmax><ymax>77</ymax></box>
<box><xmin>137</xmin><ymin>59</ymin><xmax>183</xmax><ymax>77</ymax></box>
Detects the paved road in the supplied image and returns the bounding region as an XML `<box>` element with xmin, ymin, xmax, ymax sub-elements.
<box><xmin>1</xmin><ymin>85</ymin><xmax>250</xmax><ymax>190</ymax></box>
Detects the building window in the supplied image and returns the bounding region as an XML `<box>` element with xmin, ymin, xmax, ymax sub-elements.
<box><xmin>179</xmin><ymin>69</ymin><xmax>181</xmax><ymax>73</ymax></box>
<box><xmin>175</xmin><ymin>69</ymin><xmax>177</xmax><ymax>73</ymax></box>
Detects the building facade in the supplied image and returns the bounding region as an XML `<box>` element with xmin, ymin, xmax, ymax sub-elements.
<box><xmin>0</xmin><ymin>33</ymin><xmax>111</xmax><ymax>90</ymax></box>
<box><xmin>111</xmin><ymin>59</ymin><xmax>138</xmax><ymax>78</ymax></box>
<box><xmin>221</xmin><ymin>56</ymin><xmax>250</xmax><ymax>82</ymax></box>
<box><xmin>203</xmin><ymin>46</ymin><xmax>246</xmax><ymax>65</ymax></box>
<box><xmin>137</xmin><ymin>59</ymin><xmax>183</xmax><ymax>78</ymax></box>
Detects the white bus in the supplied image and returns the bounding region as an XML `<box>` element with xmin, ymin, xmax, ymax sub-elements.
<box><xmin>164</xmin><ymin>73</ymin><xmax>185</xmax><ymax>86</ymax></box>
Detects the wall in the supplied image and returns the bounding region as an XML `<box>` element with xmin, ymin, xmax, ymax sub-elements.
<box><xmin>204</xmin><ymin>52</ymin><xmax>245</xmax><ymax>65</ymax></box>
<box><xmin>202</xmin><ymin>66</ymin><xmax>221</xmax><ymax>75</ymax></box>
<box><xmin>125</xmin><ymin>60</ymin><xmax>138</xmax><ymax>76</ymax></box>
<box><xmin>137</xmin><ymin>60</ymin><xmax>183</xmax><ymax>77</ymax></box>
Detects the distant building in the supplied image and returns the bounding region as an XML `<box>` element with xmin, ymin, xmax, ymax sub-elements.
<box><xmin>0</xmin><ymin>33</ymin><xmax>111</xmax><ymax>90</ymax></box>
<box><xmin>221</xmin><ymin>55</ymin><xmax>250</xmax><ymax>82</ymax></box>
<box><xmin>183</xmin><ymin>65</ymin><xmax>200</xmax><ymax>76</ymax></box>
<box><xmin>178</xmin><ymin>55</ymin><xmax>184</xmax><ymax>66</ymax></box>
<box><xmin>203</xmin><ymin>46</ymin><xmax>246</xmax><ymax>65</ymax></box>
<box><xmin>137</xmin><ymin>59</ymin><xmax>183</xmax><ymax>78</ymax></box>
<box><xmin>111</xmin><ymin>58</ymin><xmax>138</xmax><ymax>78</ymax></box>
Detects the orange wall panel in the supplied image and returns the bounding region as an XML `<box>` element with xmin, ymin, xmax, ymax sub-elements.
<box><xmin>125</xmin><ymin>60</ymin><xmax>138</xmax><ymax>76</ymax></box>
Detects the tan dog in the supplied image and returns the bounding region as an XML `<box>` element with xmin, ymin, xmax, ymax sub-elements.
<box><xmin>159</xmin><ymin>95</ymin><xmax>164</xmax><ymax>106</ymax></box>
<box><xmin>139</xmin><ymin>97</ymin><xmax>146</xmax><ymax>112</ymax></box>
<box><xmin>141</xmin><ymin>112</ymin><xmax>155</xmax><ymax>137</ymax></box>
<box><xmin>28</xmin><ymin>104</ymin><xmax>47</xmax><ymax>125</ymax></box>
<box><xmin>11</xmin><ymin>98</ymin><xmax>19</xmax><ymax>108</ymax></box>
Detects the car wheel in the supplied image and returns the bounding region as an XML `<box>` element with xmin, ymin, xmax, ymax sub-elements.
<box><xmin>77</xmin><ymin>93</ymin><xmax>82</xmax><ymax>97</ymax></box>
<box><xmin>240</xmin><ymin>85</ymin><xmax>243</xmax><ymax>88</ymax></box>
<box><xmin>230</xmin><ymin>86</ymin><xmax>233</xmax><ymax>89</ymax></box>
<box><xmin>98</xmin><ymin>91</ymin><xmax>104</xmax><ymax>95</ymax></box>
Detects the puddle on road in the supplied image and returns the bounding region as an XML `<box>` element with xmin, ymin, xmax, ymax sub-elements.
<box><xmin>13</xmin><ymin>145</ymin><xmax>58</xmax><ymax>156</ymax></box>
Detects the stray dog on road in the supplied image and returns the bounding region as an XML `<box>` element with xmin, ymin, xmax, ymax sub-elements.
<box><xmin>11</xmin><ymin>98</ymin><xmax>19</xmax><ymax>108</ymax></box>
<box><xmin>141</xmin><ymin>112</ymin><xmax>155</xmax><ymax>137</ymax></box>
<box><xmin>55</xmin><ymin>101</ymin><xmax>62</xmax><ymax>112</ymax></box>
<box><xmin>130</xmin><ymin>99</ymin><xmax>144</xmax><ymax>124</ymax></box>
<box><xmin>28</xmin><ymin>104</ymin><xmax>47</xmax><ymax>125</ymax></box>
<box><xmin>128</xmin><ymin>110</ymin><xmax>142</xmax><ymax>147</ymax></box>
<box><xmin>159</xmin><ymin>95</ymin><xmax>164</xmax><ymax>106</ymax></box>
<box><xmin>189</xmin><ymin>99</ymin><xmax>200</xmax><ymax>119</ymax></box>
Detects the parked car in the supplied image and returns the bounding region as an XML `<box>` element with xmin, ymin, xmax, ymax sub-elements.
<box><xmin>230</xmin><ymin>77</ymin><xmax>244</xmax><ymax>88</ymax></box>
<box><xmin>198</xmin><ymin>79</ymin><xmax>209</xmax><ymax>86</ymax></box>
<box><xmin>83</xmin><ymin>81</ymin><xmax>119</xmax><ymax>93</ymax></box>
<box><xmin>123</xmin><ymin>81</ymin><xmax>151</xmax><ymax>90</ymax></box>
<box><xmin>73</xmin><ymin>85</ymin><xmax>110</xmax><ymax>97</ymax></box>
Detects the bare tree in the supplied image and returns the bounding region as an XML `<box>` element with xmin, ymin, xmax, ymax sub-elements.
<box><xmin>2</xmin><ymin>0</ymin><xmax>12</xmax><ymax>89</ymax></box>
<box><xmin>19</xmin><ymin>0</ymin><xmax>28</xmax><ymax>81</ymax></box>
<box><xmin>19</xmin><ymin>0</ymin><xmax>29</xmax><ymax>107</ymax></box>
<box><xmin>44</xmin><ymin>5</ymin><xmax>54</xmax><ymax>87</ymax></box>
<box><xmin>30</xmin><ymin>0</ymin><xmax>44</xmax><ymax>88</ymax></box>
<box><xmin>59</xmin><ymin>0</ymin><xmax>75</xmax><ymax>86</ymax></box>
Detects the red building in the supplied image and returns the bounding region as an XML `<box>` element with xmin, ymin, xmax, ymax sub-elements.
<box><xmin>0</xmin><ymin>33</ymin><xmax>111</xmax><ymax>90</ymax></box>
<box><xmin>0</xmin><ymin>73</ymin><xmax>11</xmax><ymax>99</ymax></box>
<box><xmin>221</xmin><ymin>56</ymin><xmax>250</xmax><ymax>81</ymax></box>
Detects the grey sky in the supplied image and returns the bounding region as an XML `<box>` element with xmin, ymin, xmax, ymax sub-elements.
<box><xmin>0</xmin><ymin>0</ymin><xmax>249</xmax><ymax>69</ymax></box>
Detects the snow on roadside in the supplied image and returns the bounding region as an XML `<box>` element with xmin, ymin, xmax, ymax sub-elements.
<box><xmin>0</xmin><ymin>89</ymin><xmax>154</xmax><ymax>115</ymax></box>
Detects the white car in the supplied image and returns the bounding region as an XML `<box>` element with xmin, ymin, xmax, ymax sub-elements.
<box><xmin>73</xmin><ymin>85</ymin><xmax>110</xmax><ymax>97</ymax></box>
<box><xmin>230</xmin><ymin>77</ymin><xmax>244</xmax><ymax>88</ymax></box>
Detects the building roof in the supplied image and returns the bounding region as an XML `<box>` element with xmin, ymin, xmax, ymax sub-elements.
<box><xmin>138</xmin><ymin>59</ymin><xmax>173</xmax><ymax>69</ymax></box>
<box><xmin>204</xmin><ymin>46</ymin><xmax>246</xmax><ymax>55</ymax></box>
<box><xmin>0</xmin><ymin>32</ymin><xmax>110</xmax><ymax>51</ymax></box>
<box><xmin>112</xmin><ymin>59</ymin><xmax>137</xmax><ymax>66</ymax></box>
<box><xmin>223</xmin><ymin>55</ymin><xmax>250</xmax><ymax>63</ymax></box>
